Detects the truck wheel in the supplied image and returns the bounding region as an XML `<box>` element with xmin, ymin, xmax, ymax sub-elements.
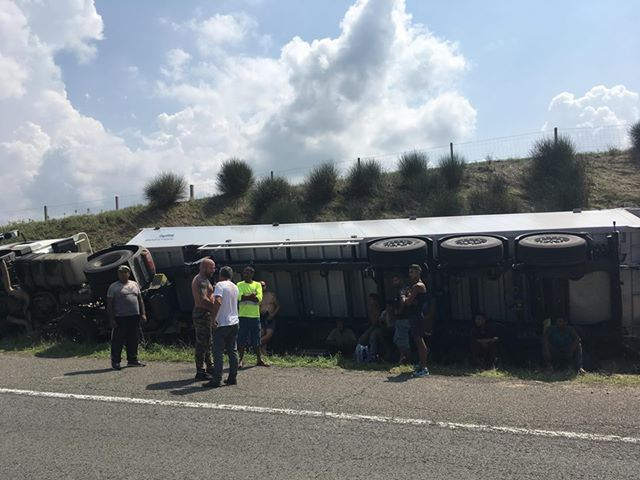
<box><xmin>84</xmin><ymin>246</ymin><xmax>147</xmax><ymax>299</ymax></box>
<box><xmin>439</xmin><ymin>236</ymin><xmax>504</xmax><ymax>268</ymax></box>
<box><xmin>85</xmin><ymin>249</ymin><xmax>134</xmax><ymax>273</ymax></box>
<box><xmin>368</xmin><ymin>237</ymin><xmax>429</xmax><ymax>267</ymax></box>
<box><xmin>517</xmin><ymin>233</ymin><xmax>588</xmax><ymax>266</ymax></box>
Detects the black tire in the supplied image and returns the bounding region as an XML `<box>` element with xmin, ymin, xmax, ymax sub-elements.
<box><xmin>517</xmin><ymin>233</ymin><xmax>588</xmax><ymax>266</ymax></box>
<box><xmin>439</xmin><ymin>236</ymin><xmax>504</xmax><ymax>268</ymax></box>
<box><xmin>368</xmin><ymin>237</ymin><xmax>429</xmax><ymax>267</ymax></box>
<box><xmin>84</xmin><ymin>247</ymin><xmax>138</xmax><ymax>300</ymax></box>
<box><xmin>85</xmin><ymin>249</ymin><xmax>133</xmax><ymax>273</ymax></box>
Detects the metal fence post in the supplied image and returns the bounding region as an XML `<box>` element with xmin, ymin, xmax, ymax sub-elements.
<box><xmin>115</xmin><ymin>195</ymin><xmax>119</xmax><ymax>210</ymax></box>
<box><xmin>44</xmin><ymin>205</ymin><xmax>48</xmax><ymax>222</ymax></box>
<box><xmin>270</xmin><ymin>171</ymin><xmax>274</xmax><ymax>180</ymax></box>
<box><xmin>554</xmin><ymin>127</ymin><xmax>558</xmax><ymax>145</ymax></box>
<box><xmin>189</xmin><ymin>184</ymin><xmax>194</xmax><ymax>200</ymax></box>
<box><xmin>450</xmin><ymin>142</ymin><xmax>454</xmax><ymax>161</ymax></box>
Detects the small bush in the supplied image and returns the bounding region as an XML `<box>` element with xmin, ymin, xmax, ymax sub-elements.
<box><xmin>630</xmin><ymin>121</ymin><xmax>640</xmax><ymax>161</ymax></box>
<box><xmin>438</xmin><ymin>153</ymin><xmax>466</xmax><ymax>189</ymax></box>
<box><xmin>346</xmin><ymin>159</ymin><xmax>383</xmax><ymax>198</ymax></box>
<box><xmin>250</xmin><ymin>176</ymin><xmax>294</xmax><ymax>219</ymax></box>
<box><xmin>398</xmin><ymin>151</ymin><xmax>429</xmax><ymax>190</ymax></box>
<box><xmin>468</xmin><ymin>172</ymin><xmax>520</xmax><ymax>215</ymax></box>
<box><xmin>525</xmin><ymin>136</ymin><xmax>589</xmax><ymax>211</ymax></box>
<box><xmin>304</xmin><ymin>163</ymin><xmax>338</xmax><ymax>206</ymax></box>
<box><xmin>144</xmin><ymin>172</ymin><xmax>187</xmax><ymax>208</ymax></box>
<box><xmin>260</xmin><ymin>199</ymin><xmax>303</xmax><ymax>224</ymax></box>
<box><xmin>216</xmin><ymin>158</ymin><xmax>254</xmax><ymax>197</ymax></box>
<box><xmin>425</xmin><ymin>187</ymin><xmax>465</xmax><ymax>217</ymax></box>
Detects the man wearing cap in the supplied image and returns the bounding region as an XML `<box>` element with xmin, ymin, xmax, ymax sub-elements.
<box><xmin>191</xmin><ymin>258</ymin><xmax>216</xmax><ymax>380</ymax></box>
<box><xmin>107</xmin><ymin>265</ymin><xmax>146</xmax><ymax>370</ymax></box>
<box><xmin>237</xmin><ymin>266</ymin><xmax>268</xmax><ymax>368</ymax></box>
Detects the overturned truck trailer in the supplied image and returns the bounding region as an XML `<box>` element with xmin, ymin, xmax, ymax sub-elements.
<box><xmin>127</xmin><ymin>208</ymin><xmax>640</xmax><ymax>352</ymax></box>
<box><xmin>2</xmin><ymin>208</ymin><xmax>640</xmax><ymax>355</ymax></box>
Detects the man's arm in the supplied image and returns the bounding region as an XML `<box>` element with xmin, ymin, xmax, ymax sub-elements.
<box><xmin>210</xmin><ymin>295</ymin><xmax>222</xmax><ymax>325</ymax></box>
<box><xmin>569</xmin><ymin>327</ymin><xmax>581</xmax><ymax>352</ymax></box>
<box><xmin>404</xmin><ymin>283</ymin><xmax>426</xmax><ymax>306</ymax></box>
<box><xmin>193</xmin><ymin>278</ymin><xmax>216</xmax><ymax>311</ymax></box>
<box><xmin>137</xmin><ymin>291</ymin><xmax>147</xmax><ymax>322</ymax></box>
<box><xmin>271</xmin><ymin>296</ymin><xmax>281</xmax><ymax>317</ymax></box>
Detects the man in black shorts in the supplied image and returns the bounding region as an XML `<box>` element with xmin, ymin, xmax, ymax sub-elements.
<box><xmin>403</xmin><ymin>264</ymin><xmax>431</xmax><ymax>378</ymax></box>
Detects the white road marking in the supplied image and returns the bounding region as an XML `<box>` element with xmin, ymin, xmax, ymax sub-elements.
<box><xmin>1</xmin><ymin>387</ymin><xmax>638</xmax><ymax>445</ymax></box>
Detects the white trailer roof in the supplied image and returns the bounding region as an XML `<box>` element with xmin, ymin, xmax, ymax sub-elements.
<box><xmin>127</xmin><ymin>208</ymin><xmax>640</xmax><ymax>249</ymax></box>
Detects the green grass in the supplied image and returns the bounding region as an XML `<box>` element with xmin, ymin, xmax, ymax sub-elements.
<box><xmin>2</xmin><ymin>336</ymin><xmax>639</xmax><ymax>386</ymax></box>
<box><xmin>2</xmin><ymin>150</ymin><xmax>640</xmax><ymax>252</ymax></box>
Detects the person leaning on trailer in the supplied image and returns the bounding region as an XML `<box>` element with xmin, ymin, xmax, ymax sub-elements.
<box><xmin>106</xmin><ymin>265</ymin><xmax>146</xmax><ymax>370</ymax></box>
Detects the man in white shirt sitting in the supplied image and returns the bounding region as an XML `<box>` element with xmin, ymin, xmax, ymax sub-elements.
<box><xmin>203</xmin><ymin>266</ymin><xmax>240</xmax><ymax>388</ymax></box>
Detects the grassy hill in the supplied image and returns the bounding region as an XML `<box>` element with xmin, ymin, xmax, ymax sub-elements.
<box><xmin>2</xmin><ymin>150</ymin><xmax>639</xmax><ymax>252</ymax></box>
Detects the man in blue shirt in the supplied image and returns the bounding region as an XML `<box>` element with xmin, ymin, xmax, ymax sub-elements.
<box><xmin>542</xmin><ymin>317</ymin><xmax>586</xmax><ymax>374</ymax></box>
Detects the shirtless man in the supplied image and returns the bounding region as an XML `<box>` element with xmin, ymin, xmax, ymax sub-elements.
<box><xmin>191</xmin><ymin>258</ymin><xmax>216</xmax><ymax>380</ymax></box>
<box><xmin>259</xmin><ymin>281</ymin><xmax>280</xmax><ymax>354</ymax></box>
<box><xmin>403</xmin><ymin>264</ymin><xmax>430</xmax><ymax>378</ymax></box>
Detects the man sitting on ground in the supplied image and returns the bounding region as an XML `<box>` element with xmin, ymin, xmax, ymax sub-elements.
<box><xmin>543</xmin><ymin>317</ymin><xmax>587</xmax><ymax>374</ymax></box>
<box><xmin>356</xmin><ymin>293</ymin><xmax>385</xmax><ymax>362</ymax></box>
<box><xmin>326</xmin><ymin>319</ymin><xmax>357</xmax><ymax>355</ymax></box>
<box><xmin>470</xmin><ymin>312</ymin><xmax>498</xmax><ymax>370</ymax></box>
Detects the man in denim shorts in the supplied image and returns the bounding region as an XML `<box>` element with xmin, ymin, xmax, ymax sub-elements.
<box><xmin>237</xmin><ymin>266</ymin><xmax>268</xmax><ymax>368</ymax></box>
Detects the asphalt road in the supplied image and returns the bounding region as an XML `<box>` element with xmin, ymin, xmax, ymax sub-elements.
<box><xmin>1</xmin><ymin>355</ymin><xmax>640</xmax><ymax>479</ymax></box>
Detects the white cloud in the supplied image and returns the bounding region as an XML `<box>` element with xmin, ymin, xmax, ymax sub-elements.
<box><xmin>0</xmin><ymin>0</ymin><xmax>477</xmax><ymax>223</ymax></box>
<box><xmin>15</xmin><ymin>0</ymin><xmax>104</xmax><ymax>63</ymax></box>
<box><xmin>0</xmin><ymin>0</ymin><xmax>137</xmax><ymax>219</ymax></box>
<box><xmin>156</xmin><ymin>0</ymin><xmax>476</xmax><ymax>173</ymax></box>
<box><xmin>190</xmin><ymin>12</ymin><xmax>257</xmax><ymax>56</ymax></box>
<box><xmin>545</xmin><ymin>85</ymin><xmax>640</xmax><ymax>129</ymax></box>
<box><xmin>160</xmin><ymin>48</ymin><xmax>192</xmax><ymax>81</ymax></box>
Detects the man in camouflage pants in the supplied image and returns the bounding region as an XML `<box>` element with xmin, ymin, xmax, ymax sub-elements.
<box><xmin>191</xmin><ymin>258</ymin><xmax>216</xmax><ymax>380</ymax></box>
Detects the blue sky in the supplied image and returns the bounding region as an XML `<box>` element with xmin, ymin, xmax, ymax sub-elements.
<box><xmin>58</xmin><ymin>0</ymin><xmax>639</xmax><ymax>140</ymax></box>
<box><xmin>0</xmin><ymin>0</ymin><xmax>639</xmax><ymax>221</ymax></box>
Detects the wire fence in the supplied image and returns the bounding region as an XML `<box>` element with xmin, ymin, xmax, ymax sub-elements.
<box><xmin>1</xmin><ymin>123</ymin><xmax>633</xmax><ymax>225</ymax></box>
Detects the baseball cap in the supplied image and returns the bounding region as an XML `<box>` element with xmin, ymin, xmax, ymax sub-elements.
<box><xmin>118</xmin><ymin>265</ymin><xmax>131</xmax><ymax>273</ymax></box>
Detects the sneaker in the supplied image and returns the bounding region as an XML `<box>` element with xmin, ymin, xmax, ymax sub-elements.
<box><xmin>127</xmin><ymin>361</ymin><xmax>146</xmax><ymax>367</ymax></box>
<box><xmin>202</xmin><ymin>380</ymin><xmax>221</xmax><ymax>389</ymax></box>
<box><xmin>412</xmin><ymin>367</ymin><xmax>430</xmax><ymax>378</ymax></box>
<box><xmin>224</xmin><ymin>378</ymin><xmax>237</xmax><ymax>386</ymax></box>
<box><xmin>111</xmin><ymin>362</ymin><xmax>121</xmax><ymax>371</ymax></box>
<box><xmin>195</xmin><ymin>370</ymin><xmax>211</xmax><ymax>380</ymax></box>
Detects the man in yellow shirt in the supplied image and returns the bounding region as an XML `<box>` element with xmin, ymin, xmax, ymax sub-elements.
<box><xmin>237</xmin><ymin>266</ymin><xmax>268</xmax><ymax>368</ymax></box>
